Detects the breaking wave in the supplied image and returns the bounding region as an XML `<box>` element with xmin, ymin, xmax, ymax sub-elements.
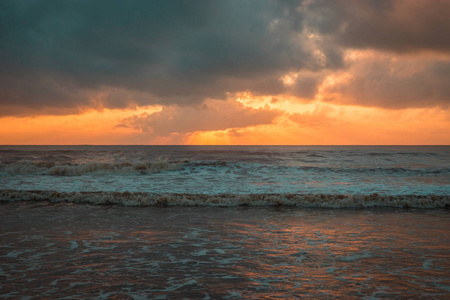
<box><xmin>1</xmin><ymin>159</ymin><xmax>449</xmax><ymax>176</ymax></box>
<box><xmin>1</xmin><ymin>190</ymin><xmax>448</xmax><ymax>208</ymax></box>
<box><xmin>0</xmin><ymin>160</ymin><xmax>187</xmax><ymax>176</ymax></box>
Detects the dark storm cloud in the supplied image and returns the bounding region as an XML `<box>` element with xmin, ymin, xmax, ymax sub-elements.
<box><xmin>1</xmin><ymin>0</ymin><xmax>450</xmax><ymax>116</ymax></box>
<box><xmin>0</xmin><ymin>0</ymin><xmax>317</xmax><ymax>115</ymax></box>
<box><xmin>301</xmin><ymin>0</ymin><xmax>450</xmax><ymax>53</ymax></box>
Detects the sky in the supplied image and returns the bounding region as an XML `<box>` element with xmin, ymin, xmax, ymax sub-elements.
<box><xmin>1</xmin><ymin>0</ymin><xmax>449</xmax><ymax>145</ymax></box>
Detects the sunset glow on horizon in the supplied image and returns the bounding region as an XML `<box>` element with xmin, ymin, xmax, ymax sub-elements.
<box><xmin>1</xmin><ymin>1</ymin><xmax>449</xmax><ymax>145</ymax></box>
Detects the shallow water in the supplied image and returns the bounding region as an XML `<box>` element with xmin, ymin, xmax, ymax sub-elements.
<box><xmin>1</xmin><ymin>203</ymin><xmax>449</xmax><ymax>298</ymax></box>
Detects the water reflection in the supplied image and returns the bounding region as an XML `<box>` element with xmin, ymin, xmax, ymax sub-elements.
<box><xmin>0</xmin><ymin>204</ymin><xmax>449</xmax><ymax>298</ymax></box>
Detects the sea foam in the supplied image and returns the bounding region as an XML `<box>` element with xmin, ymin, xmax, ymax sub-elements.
<box><xmin>1</xmin><ymin>190</ymin><xmax>448</xmax><ymax>208</ymax></box>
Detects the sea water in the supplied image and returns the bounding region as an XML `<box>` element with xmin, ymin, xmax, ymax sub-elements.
<box><xmin>1</xmin><ymin>146</ymin><xmax>449</xmax><ymax>298</ymax></box>
<box><xmin>0</xmin><ymin>145</ymin><xmax>449</xmax><ymax>206</ymax></box>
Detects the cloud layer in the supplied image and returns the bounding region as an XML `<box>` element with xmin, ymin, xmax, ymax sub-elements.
<box><xmin>301</xmin><ymin>0</ymin><xmax>450</xmax><ymax>53</ymax></box>
<box><xmin>322</xmin><ymin>51</ymin><xmax>450</xmax><ymax>109</ymax></box>
<box><xmin>0</xmin><ymin>0</ymin><xmax>312</xmax><ymax>114</ymax></box>
<box><xmin>1</xmin><ymin>0</ymin><xmax>449</xmax><ymax>119</ymax></box>
<box><xmin>118</xmin><ymin>99</ymin><xmax>280</xmax><ymax>136</ymax></box>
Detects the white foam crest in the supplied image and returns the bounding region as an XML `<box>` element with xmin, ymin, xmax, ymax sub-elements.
<box><xmin>1</xmin><ymin>190</ymin><xmax>448</xmax><ymax>208</ymax></box>
<box><xmin>0</xmin><ymin>159</ymin><xmax>187</xmax><ymax>176</ymax></box>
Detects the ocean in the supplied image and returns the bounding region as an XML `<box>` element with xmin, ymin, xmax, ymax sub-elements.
<box><xmin>1</xmin><ymin>145</ymin><xmax>449</xmax><ymax>298</ymax></box>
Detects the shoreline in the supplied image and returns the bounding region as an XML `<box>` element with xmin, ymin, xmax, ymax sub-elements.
<box><xmin>1</xmin><ymin>189</ymin><xmax>449</xmax><ymax>208</ymax></box>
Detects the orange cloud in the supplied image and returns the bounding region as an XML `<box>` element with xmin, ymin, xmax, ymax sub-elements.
<box><xmin>1</xmin><ymin>94</ymin><xmax>449</xmax><ymax>145</ymax></box>
<box><xmin>117</xmin><ymin>99</ymin><xmax>281</xmax><ymax>136</ymax></box>
<box><xmin>187</xmin><ymin>101</ymin><xmax>450</xmax><ymax>145</ymax></box>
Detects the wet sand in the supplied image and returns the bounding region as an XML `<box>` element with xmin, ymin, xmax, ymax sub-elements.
<box><xmin>1</xmin><ymin>203</ymin><xmax>449</xmax><ymax>298</ymax></box>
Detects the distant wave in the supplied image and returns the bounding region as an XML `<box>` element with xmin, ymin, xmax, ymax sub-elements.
<box><xmin>293</xmin><ymin>166</ymin><xmax>450</xmax><ymax>174</ymax></box>
<box><xmin>0</xmin><ymin>160</ymin><xmax>187</xmax><ymax>176</ymax></box>
<box><xmin>1</xmin><ymin>160</ymin><xmax>449</xmax><ymax>176</ymax></box>
<box><xmin>1</xmin><ymin>190</ymin><xmax>448</xmax><ymax>208</ymax></box>
<box><xmin>187</xmin><ymin>161</ymin><xmax>450</xmax><ymax>175</ymax></box>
